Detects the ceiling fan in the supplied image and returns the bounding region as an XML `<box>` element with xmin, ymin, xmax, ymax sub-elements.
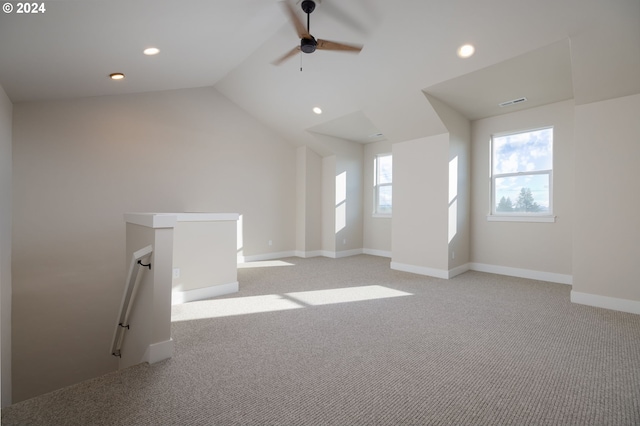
<box><xmin>273</xmin><ymin>0</ymin><xmax>363</xmax><ymax>66</ymax></box>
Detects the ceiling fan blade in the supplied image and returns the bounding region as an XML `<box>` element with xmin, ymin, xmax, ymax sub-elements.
<box><xmin>316</xmin><ymin>39</ymin><xmax>363</xmax><ymax>53</ymax></box>
<box><xmin>280</xmin><ymin>1</ymin><xmax>311</xmax><ymax>39</ymax></box>
<box><xmin>272</xmin><ymin>46</ymin><xmax>301</xmax><ymax>65</ymax></box>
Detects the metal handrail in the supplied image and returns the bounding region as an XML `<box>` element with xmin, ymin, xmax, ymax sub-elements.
<box><xmin>111</xmin><ymin>245</ymin><xmax>153</xmax><ymax>358</ymax></box>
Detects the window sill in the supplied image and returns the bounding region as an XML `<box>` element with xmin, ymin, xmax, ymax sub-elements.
<box><xmin>487</xmin><ymin>215</ymin><xmax>556</xmax><ymax>223</ymax></box>
<box><xmin>372</xmin><ymin>213</ymin><xmax>392</xmax><ymax>219</ymax></box>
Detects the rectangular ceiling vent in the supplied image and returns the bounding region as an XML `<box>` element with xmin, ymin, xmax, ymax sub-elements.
<box><xmin>499</xmin><ymin>97</ymin><xmax>528</xmax><ymax>107</ymax></box>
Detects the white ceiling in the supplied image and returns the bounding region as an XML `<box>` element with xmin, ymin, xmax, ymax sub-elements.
<box><xmin>1</xmin><ymin>0</ymin><xmax>638</xmax><ymax>146</ymax></box>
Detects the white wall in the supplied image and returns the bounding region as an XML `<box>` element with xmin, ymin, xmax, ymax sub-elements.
<box><xmin>363</xmin><ymin>140</ymin><xmax>392</xmax><ymax>256</ymax></box>
<box><xmin>317</xmin><ymin>136</ymin><xmax>364</xmax><ymax>257</ymax></box>
<box><xmin>0</xmin><ymin>85</ymin><xmax>12</xmax><ymax>407</ymax></box>
<box><xmin>295</xmin><ymin>146</ymin><xmax>322</xmax><ymax>256</ymax></box>
<box><xmin>470</xmin><ymin>100</ymin><xmax>574</xmax><ymax>280</ymax></box>
<box><xmin>392</xmin><ymin>135</ymin><xmax>450</xmax><ymax>274</ymax></box>
<box><xmin>335</xmin><ymin>143</ymin><xmax>364</xmax><ymax>255</ymax></box>
<box><xmin>11</xmin><ymin>86</ymin><xmax>297</xmax><ymax>402</ymax></box>
<box><xmin>572</xmin><ymin>93</ymin><xmax>640</xmax><ymax>308</ymax></box>
<box><xmin>426</xmin><ymin>94</ymin><xmax>471</xmax><ymax>270</ymax></box>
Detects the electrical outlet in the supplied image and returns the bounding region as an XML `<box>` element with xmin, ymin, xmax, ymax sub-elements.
<box><xmin>451</xmin><ymin>251</ymin><xmax>455</xmax><ymax>259</ymax></box>
<box><xmin>173</xmin><ymin>268</ymin><xmax>180</xmax><ymax>278</ymax></box>
<box><xmin>268</xmin><ymin>240</ymin><xmax>273</xmax><ymax>246</ymax></box>
<box><xmin>343</xmin><ymin>238</ymin><xmax>347</xmax><ymax>245</ymax></box>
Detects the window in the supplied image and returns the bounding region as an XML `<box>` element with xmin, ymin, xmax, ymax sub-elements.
<box><xmin>374</xmin><ymin>153</ymin><xmax>392</xmax><ymax>216</ymax></box>
<box><xmin>490</xmin><ymin>127</ymin><xmax>553</xmax><ymax>221</ymax></box>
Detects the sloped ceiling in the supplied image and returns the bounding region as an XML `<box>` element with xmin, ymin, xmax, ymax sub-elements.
<box><xmin>1</xmin><ymin>0</ymin><xmax>638</xmax><ymax>148</ymax></box>
<box><xmin>424</xmin><ymin>39</ymin><xmax>574</xmax><ymax>121</ymax></box>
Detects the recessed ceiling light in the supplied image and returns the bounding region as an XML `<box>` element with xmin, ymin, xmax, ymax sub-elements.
<box><xmin>457</xmin><ymin>44</ymin><xmax>475</xmax><ymax>58</ymax></box>
<box><xmin>143</xmin><ymin>47</ymin><xmax>160</xmax><ymax>56</ymax></box>
<box><xmin>313</xmin><ymin>107</ymin><xmax>322</xmax><ymax>115</ymax></box>
<box><xmin>109</xmin><ymin>73</ymin><xmax>125</xmax><ymax>80</ymax></box>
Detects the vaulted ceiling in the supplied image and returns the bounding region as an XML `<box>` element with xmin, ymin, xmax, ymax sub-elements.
<box><xmin>1</xmin><ymin>0</ymin><xmax>638</xmax><ymax>147</ymax></box>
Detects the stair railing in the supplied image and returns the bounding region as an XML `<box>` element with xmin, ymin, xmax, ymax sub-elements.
<box><xmin>111</xmin><ymin>245</ymin><xmax>153</xmax><ymax>358</ymax></box>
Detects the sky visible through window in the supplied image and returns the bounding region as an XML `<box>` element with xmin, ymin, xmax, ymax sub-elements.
<box><xmin>493</xmin><ymin>128</ymin><xmax>552</xmax><ymax>212</ymax></box>
<box><xmin>376</xmin><ymin>154</ymin><xmax>392</xmax><ymax>214</ymax></box>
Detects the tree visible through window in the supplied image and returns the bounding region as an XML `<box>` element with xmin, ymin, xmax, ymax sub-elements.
<box><xmin>374</xmin><ymin>154</ymin><xmax>392</xmax><ymax>216</ymax></box>
<box><xmin>491</xmin><ymin>127</ymin><xmax>553</xmax><ymax>215</ymax></box>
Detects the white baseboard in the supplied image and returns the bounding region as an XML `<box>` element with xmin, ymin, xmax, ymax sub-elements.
<box><xmin>238</xmin><ymin>251</ymin><xmax>296</xmax><ymax>263</ymax></box>
<box><xmin>363</xmin><ymin>249</ymin><xmax>392</xmax><ymax>258</ymax></box>
<box><xmin>390</xmin><ymin>262</ymin><xmax>449</xmax><ymax>279</ymax></box>
<box><xmin>571</xmin><ymin>291</ymin><xmax>640</xmax><ymax>315</ymax></box>
<box><xmin>335</xmin><ymin>249</ymin><xmax>364</xmax><ymax>258</ymax></box>
<box><xmin>172</xmin><ymin>282</ymin><xmax>238</xmax><ymax>305</ymax></box>
<box><xmin>449</xmin><ymin>263</ymin><xmax>471</xmax><ymax>278</ymax></box>
<box><xmin>144</xmin><ymin>338</ymin><xmax>174</xmax><ymax>364</ymax></box>
<box><xmin>469</xmin><ymin>262</ymin><xmax>573</xmax><ymax>285</ymax></box>
<box><xmin>294</xmin><ymin>250</ymin><xmax>324</xmax><ymax>258</ymax></box>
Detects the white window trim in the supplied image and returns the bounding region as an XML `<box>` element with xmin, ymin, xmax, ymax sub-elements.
<box><xmin>486</xmin><ymin>214</ymin><xmax>556</xmax><ymax>223</ymax></box>
<box><xmin>374</xmin><ymin>153</ymin><xmax>392</xmax><ymax>217</ymax></box>
<box><xmin>489</xmin><ymin>126</ymin><xmax>554</xmax><ymax>222</ymax></box>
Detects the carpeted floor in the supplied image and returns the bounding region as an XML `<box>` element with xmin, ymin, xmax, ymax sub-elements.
<box><xmin>3</xmin><ymin>255</ymin><xmax>640</xmax><ymax>425</ymax></box>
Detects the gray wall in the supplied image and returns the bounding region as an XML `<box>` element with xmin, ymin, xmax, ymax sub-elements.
<box><xmin>363</xmin><ymin>140</ymin><xmax>392</xmax><ymax>256</ymax></box>
<box><xmin>0</xmin><ymin>85</ymin><xmax>12</xmax><ymax>407</ymax></box>
<box><xmin>573</xmin><ymin>93</ymin><xmax>640</xmax><ymax>303</ymax></box>
<box><xmin>470</xmin><ymin>100</ymin><xmax>574</xmax><ymax>278</ymax></box>
<box><xmin>392</xmin><ymin>134</ymin><xmax>450</xmax><ymax>273</ymax></box>
<box><xmin>11</xmin><ymin>86</ymin><xmax>297</xmax><ymax>402</ymax></box>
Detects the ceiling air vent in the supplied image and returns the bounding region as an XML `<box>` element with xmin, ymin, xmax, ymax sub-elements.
<box><xmin>499</xmin><ymin>97</ymin><xmax>528</xmax><ymax>107</ymax></box>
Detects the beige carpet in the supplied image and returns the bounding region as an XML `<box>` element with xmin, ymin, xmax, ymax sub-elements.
<box><xmin>3</xmin><ymin>255</ymin><xmax>640</xmax><ymax>425</ymax></box>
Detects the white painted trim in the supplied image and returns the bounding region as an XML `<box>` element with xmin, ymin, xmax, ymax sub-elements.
<box><xmin>571</xmin><ymin>291</ymin><xmax>640</xmax><ymax>316</ymax></box>
<box><xmin>172</xmin><ymin>282</ymin><xmax>239</xmax><ymax>305</ymax></box>
<box><xmin>238</xmin><ymin>251</ymin><xmax>297</xmax><ymax>263</ymax></box>
<box><xmin>390</xmin><ymin>262</ymin><xmax>449</xmax><ymax>279</ymax></box>
<box><xmin>469</xmin><ymin>262</ymin><xmax>572</xmax><ymax>285</ymax></box>
<box><xmin>335</xmin><ymin>249</ymin><xmax>364</xmax><ymax>258</ymax></box>
<box><xmin>124</xmin><ymin>213</ymin><xmax>177</xmax><ymax>229</ymax></box>
<box><xmin>487</xmin><ymin>215</ymin><xmax>556</xmax><ymax>223</ymax></box>
<box><xmin>175</xmin><ymin>213</ymin><xmax>239</xmax><ymax>222</ymax></box>
<box><xmin>294</xmin><ymin>250</ymin><xmax>324</xmax><ymax>258</ymax></box>
<box><xmin>448</xmin><ymin>263</ymin><xmax>471</xmax><ymax>279</ymax></box>
<box><xmin>144</xmin><ymin>338</ymin><xmax>174</xmax><ymax>364</ymax></box>
<box><xmin>363</xmin><ymin>249</ymin><xmax>392</xmax><ymax>258</ymax></box>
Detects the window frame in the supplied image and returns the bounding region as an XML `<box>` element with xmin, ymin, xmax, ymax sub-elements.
<box><xmin>488</xmin><ymin>126</ymin><xmax>556</xmax><ymax>223</ymax></box>
<box><xmin>373</xmin><ymin>153</ymin><xmax>392</xmax><ymax>217</ymax></box>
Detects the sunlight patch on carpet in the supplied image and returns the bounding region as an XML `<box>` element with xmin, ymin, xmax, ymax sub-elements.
<box><xmin>171</xmin><ymin>285</ymin><xmax>412</xmax><ymax>322</ymax></box>
<box><xmin>286</xmin><ymin>285</ymin><xmax>412</xmax><ymax>306</ymax></box>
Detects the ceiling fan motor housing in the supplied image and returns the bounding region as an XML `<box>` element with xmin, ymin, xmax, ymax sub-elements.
<box><xmin>301</xmin><ymin>0</ymin><xmax>316</xmax><ymax>14</ymax></box>
<box><xmin>301</xmin><ymin>37</ymin><xmax>317</xmax><ymax>53</ymax></box>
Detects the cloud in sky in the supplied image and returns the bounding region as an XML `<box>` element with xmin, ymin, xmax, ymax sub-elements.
<box><xmin>493</xmin><ymin>127</ymin><xmax>552</xmax><ymax>175</ymax></box>
<box><xmin>493</xmin><ymin>128</ymin><xmax>553</xmax><ymax>209</ymax></box>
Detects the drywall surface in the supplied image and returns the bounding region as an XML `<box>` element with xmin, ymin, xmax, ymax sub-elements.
<box><xmin>470</xmin><ymin>100</ymin><xmax>574</xmax><ymax>276</ymax></box>
<box><xmin>172</xmin><ymin>220</ymin><xmax>237</xmax><ymax>293</ymax></box>
<box><xmin>295</xmin><ymin>146</ymin><xmax>322</xmax><ymax>256</ymax></box>
<box><xmin>392</xmin><ymin>135</ymin><xmax>449</xmax><ymax>272</ymax></box>
<box><xmin>11</xmin><ymin>86</ymin><xmax>296</xmax><ymax>401</ymax></box>
<box><xmin>363</xmin><ymin>140</ymin><xmax>392</xmax><ymax>255</ymax></box>
<box><xmin>426</xmin><ymin>94</ymin><xmax>472</xmax><ymax>270</ymax></box>
<box><xmin>321</xmin><ymin>155</ymin><xmax>337</xmax><ymax>253</ymax></box>
<box><xmin>0</xmin><ymin>85</ymin><xmax>12</xmax><ymax>407</ymax></box>
<box><xmin>573</xmin><ymin>93</ymin><xmax>640</xmax><ymax>302</ymax></box>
